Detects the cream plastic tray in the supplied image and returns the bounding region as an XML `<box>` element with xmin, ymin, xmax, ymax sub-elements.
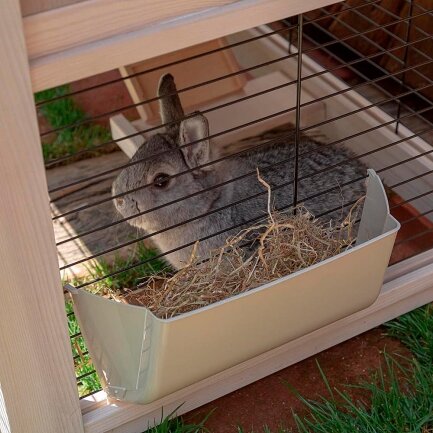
<box><xmin>69</xmin><ymin>169</ymin><xmax>399</xmax><ymax>404</ymax></box>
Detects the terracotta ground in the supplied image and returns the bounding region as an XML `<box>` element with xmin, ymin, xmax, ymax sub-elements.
<box><xmin>185</xmin><ymin>327</ymin><xmax>410</xmax><ymax>433</ymax></box>
<box><xmin>43</xmin><ymin>71</ymin><xmax>433</xmax><ymax>432</ymax></box>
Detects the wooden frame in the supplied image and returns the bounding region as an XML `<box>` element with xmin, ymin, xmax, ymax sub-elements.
<box><xmin>25</xmin><ymin>0</ymin><xmax>343</xmax><ymax>91</ymax></box>
<box><xmin>0</xmin><ymin>1</ymin><xmax>84</xmax><ymax>432</ymax></box>
<box><xmin>1</xmin><ymin>0</ymin><xmax>432</xmax><ymax>432</ymax></box>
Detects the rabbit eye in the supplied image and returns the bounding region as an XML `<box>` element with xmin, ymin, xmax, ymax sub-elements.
<box><xmin>153</xmin><ymin>173</ymin><xmax>170</xmax><ymax>189</ymax></box>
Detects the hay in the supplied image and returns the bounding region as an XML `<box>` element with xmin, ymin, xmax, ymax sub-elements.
<box><xmin>120</xmin><ymin>173</ymin><xmax>365</xmax><ymax>319</ymax></box>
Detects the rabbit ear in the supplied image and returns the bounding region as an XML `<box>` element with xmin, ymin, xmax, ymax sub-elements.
<box><xmin>179</xmin><ymin>113</ymin><xmax>211</xmax><ymax>170</ymax></box>
<box><xmin>157</xmin><ymin>73</ymin><xmax>185</xmax><ymax>130</ymax></box>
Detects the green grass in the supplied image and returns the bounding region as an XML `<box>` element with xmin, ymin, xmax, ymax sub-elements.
<box><xmin>290</xmin><ymin>305</ymin><xmax>433</xmax><ymax>433</ymax></box>
<box><xmin>35</xmin><ymin>85</ymin><xmax>114</xmax><ymax>164</ymax></box>
<box><xmin>66</xmin><ymin>301</ymin><xmax>101</xmax><ymax>397</ymax></box>
<box><xmin>140</xmin><ymin>408</ymin><xmax>211</xmax><ymax>433</ymax></box>
<box><xmin>386</xmin><ymin>304</ymin><xmax>433</xmax><ymax>367</ymax></box>
<box><xmin>67</xmin><ymin>242</ymin><xmax>170</xmax><ymax>296</ymax></box>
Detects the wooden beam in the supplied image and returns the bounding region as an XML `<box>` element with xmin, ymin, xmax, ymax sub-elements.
<box><xmin>27</xmin><ymin>0</ymin><xmax>343</xmax><ymax>92</ymax></box>
<box><xmin>24</xmin><ymin>0</ymin><xmax>240</xmax><ymax>59</ymax></box>
<box><xmin>0</xmin><ymin>1</ymin><xmax>84</xmax><ymax>432</ymax></box>
<box><xmin>81</xmin><ymin>259</ymin><xmax>433</xmax><ymax>433</ymax></box>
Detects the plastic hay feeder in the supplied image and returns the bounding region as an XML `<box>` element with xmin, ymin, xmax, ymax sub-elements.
<box><xmin>68</xmin><ymin>169</ymin><xmax>399</xmax><ymax>404</ymax></box>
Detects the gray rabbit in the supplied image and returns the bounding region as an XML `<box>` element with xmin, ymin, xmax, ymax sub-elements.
<box><xmin>112</xmin><ymin>74</ymin><xmax>366</xmax><ymax>269</ymax></box>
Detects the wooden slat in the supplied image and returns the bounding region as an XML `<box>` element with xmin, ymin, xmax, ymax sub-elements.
<box><xmin>20</xmin><ymin>0</ymin><xmax>85</xmax><ymax>16</ymax></box>
<box><xmin>81</xmin><ymin>259</ymin><xmax>433</xmax><ymax>433</ymax></box>
<box><xmin>27</xmin><ymin>0</ymin><xmax>344</xmax><ymax>92</ymax></box>
<box><xmin>0</xmin><ymin>1</ymin><xmax>84</xmax><ymax>432</ymax></box>
<box><xmin>24</xmin><ymin>0</ymin><xmax>240</xmax><ymax>59</ymax></box>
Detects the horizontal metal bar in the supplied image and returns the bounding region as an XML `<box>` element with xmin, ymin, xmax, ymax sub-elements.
<box><xmin>73</xmin><ymin>351</ymin><xmax>89</xmax><ymax>361</ymax></box>
<box><xmin>56</xmin><ymin>132</ymin><xmax>297</xmax><ymax>245</ymax></box>
<box><xmin>63</xmin><ymin>127</ymin><xmax>433</xmax><ymax>273</ymax></box>
<box><xmin>301</xmin><ymin>55</ymin><xmax>432</xmax><ymax>108</ymax></box>
<box><xmin>390</xmin><ymin>190</ymin><xmax>433</xmax><ymax>211</ymax></box>
<box><xmin>49</xmin><ymin>102</ymin><xmax>298</xmax><ymax>196</ymax></box>
<box><xmin>304</xmin><ymin>11</ymin><xmax>433</xmax><ymax>126</ymax></box>
<box><xmin>35</xmin><ymin>25</ymin><xmax>297</xmax><ymax>107</ymax></box>
<box><xmin>395</xmin><ymin>227</ymin><xmax>433</xmax><ymax>246</ymax></box>
<box><xmin>315</xmin><ymin>5</ymin><xmax>431</xmax><ymax>73</ymax></box>
<box><xmin>76</xmin><ymin>370</ymin><xmax>97</xmax><ymax>382</ymax></box>
<box><xmin>301</xmin><ymin>82</ymin><xmax>433</xmax><ymax>133</ymax></box>
<box><xmin>57</xmin><ymin>108</ymin><xmax>433</xmax><ymax>247</ymax></box>
<box><xmin>73</xmin><ymin>172</ymin><xmax>369</xmax><ymax>287</ymax></box>
<box><xmin>41</xmin><ymin>52</ymin><xmax>298</xmax><ymax>138</ymax></box>
<box><xmin>46</xmin><ymin>77</ymin><xmax>297</xmax><ymax>169</ymax></box>
<box><xmin>41</xmin><ymin>6</ymin><xmax>430</xmax><ymax>140</ymax></box>
<box><xmin>70</xmin><ymin>332</ymin><xmax>82</xmax><ymax>339</ymax></box>
<box><xmin>52</xmin><ymin>78</ymin><xmax>433</xmax><ymax>217</ymax></box>
<box><xmin>399</xmin><ymin>207</ymin><xmax>433</xmax><ymax>227</ymax></box>
<box><xmin>37</xmin><ymin>0</ymin><xmax>386</xmax><ymax>107</ymax></box>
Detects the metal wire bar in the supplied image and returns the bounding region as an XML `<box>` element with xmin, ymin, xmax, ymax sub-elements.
<box><xmin>301</xmin><ymin>33</ymin><xmax>432</xmax><ymax>83</ymax></box>
<box><xmin>40</xmin><ymin>52</ymin><xmax>299</xmax><ymax>139</ymax></box>
<box><xmin>301</xmin><ymin>82</ymin><xmax>433</xmax><ymax>133</ymax></box>
<box><xmin>315</xmin><ymin>6</ymin><xmax>430</xmax><ymax>75</ymax></box>
<box><xmin>73</xmin><ymin>351</ymin><xmax>89</xmax><ymax>361</ymax></box>
<box><xmin>398</xmin><ymin>207</ymin><xmax>433</xmax><ymax>227</ymax></box>
<box><xmin>390</xmin><ymin>190</ymin><xmax>433</xmax><ymax>210</ymax></box>
<box><xmin>66</xmin><ymin>127</ymin><xmax>433</xmax><ymax>271</ymax></box>
<box><xmin>304</xmin><ymin>9</ymin><xmax>433</xmax><ymax>125</ymax></box>
<box><xmin>50</xmin><ymin>75</ymin><xmax>433</xmax><ymax>202</ymax></box>
<box><xmin>293</xmin><ymin>14</ymin><xmax>303</xmax><ymax>211</ymax></box>
<box><xmin>45</xmin><ymin>77</ymin><xmax>297</xmax><ymax>169</ymax></box>
<box><xmin>73</xmin><ymin>172</ymin><xmax>367</xmax><ymax>289</ymax></box>
<box><xmin>368</xmin><ymin>0</ymin><xmax>431</xmax><ymax>41</ymax></box>
<box><xmin>76</xmin><ymin>370</ymin><xmax>97</xmax><ymax>381</ymax></box>
<box><xmin>330</xmin><ymin>1</ymin><xmax>431</xmax><ymax>135</ymax></box>
<box><xmin>301</xmin><ymin>56</ymin><xmax>432</xmax><ymax>108</ymax></box>
<box><xmin>36</xmin><ymin>0</ymin><xmax>386</xmax><ymax>107</ymax></box>
<box><xmin>40</xmin><ymin>6</ymin><xmax>430</xmax><ymax>140</ymax></box>
<box><xmin>396</xmin><ymin>0</ymin><xmax>414</xmax><ymax>134</ymax></box>
<box><xmin>54</xmin><ymin>103</ymin><xmax>433</xmax><ymax>241</ymax></box>
<box><xmin>300</xmin><ymin>31</ymin><xmax>433</xmax><ymax>134</ymax></box>
<box><xmin>70</xmin><ymin>332</ymin><xmax>81</xmax><ymax>339</ymax></box>
<box><xmin>343</xmin><ymin>0</ymin><xmax>432</xmax><ymax>84</ymax></box>
<box><xmin>36</xmin><ymin>25</ymin><xmax>297</xmax><ymax>107</ymax></box>
<box><xmin>62</xmin><ymin>125</ymin><xmax>433</xmax><ymax>273</ymax></box>
<box><xmin>395</xmin><ymin>227</ymin><xmax>433</xmax><ymax>246</ymax></box>
<box><xmin>49</xmin><ymin>103</ymin><xmax>298</xmax><ymax>196</ymax></box>
<box><xmin>45</xmin><ymin>33</ymin><xmax>430</xmax><ymax>172</ymax></box>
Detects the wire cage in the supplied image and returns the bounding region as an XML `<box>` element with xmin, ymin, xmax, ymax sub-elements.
<box><xmin>0</xmin><ymin>0</ymin><xmax>426</xmax><ymax>433</ymax></box>
<box><xmin>28</xmin><ymin>0</ymin><xmax>433</xmax><ymax>419</ymax></box>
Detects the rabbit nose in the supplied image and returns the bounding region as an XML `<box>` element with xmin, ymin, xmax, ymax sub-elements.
<box><xmin>116</xmin><ymin>197</ymin><xmax>125</xmax><ymax>207</ymax></box>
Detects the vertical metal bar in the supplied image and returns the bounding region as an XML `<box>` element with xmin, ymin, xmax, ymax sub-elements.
<box><xmin>395</xmin><ymin>0</ymin><xmax>414</xmax><ymax>134</ymax></box>
<box><xmin>293</xmin><ymin>13</ymin><xmax>303</xmax><ymax>212</ymax></box>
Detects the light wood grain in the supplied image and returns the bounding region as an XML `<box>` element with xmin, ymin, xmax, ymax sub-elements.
<box><xmin>20</xmin><ymin>0</ymin><xmax>84</xmax><ymax>16</ymax></box>
<box><xmin>81</xmin><ymin>260</ymin><xmax>433</xmax><ymax>433</ymax></box>
<box><xmin>120</xmin><ymin>38</ymin><xmax>247</xmax><ymax>123</ymax></box>
<box><xmin>28</xmin><ymin>0</ymin><xmax>343</xmax><ymax>92</ymax></box>
<box><xmin>24</xmin><ymin>0</ymin><xmax>240</xmax><ymax>60</ymax></box>
<box><xmin>0</xmin><ymin>1</ymin><xmax>84</xmax><ymax>432</ymax></box>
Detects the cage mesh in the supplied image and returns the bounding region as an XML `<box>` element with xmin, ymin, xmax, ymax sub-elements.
<box><xmin>35</xmin><ymin>0</ymin><xmax>433</xmax><ymax>398</ymax></box>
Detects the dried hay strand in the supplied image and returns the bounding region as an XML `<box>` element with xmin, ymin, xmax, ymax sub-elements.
<box><xmin>121</xmin><ymin>173</ymin><xmax>365</xmax><ymax>319</ymax></box>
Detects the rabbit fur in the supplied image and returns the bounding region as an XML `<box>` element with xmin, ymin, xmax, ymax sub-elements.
<box><xmin>112</xmin><ymin>74</ymin><xmax>366</xmax><ymax>269</ymax></box>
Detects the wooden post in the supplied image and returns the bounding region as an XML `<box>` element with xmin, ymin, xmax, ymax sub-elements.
<box><xmin>0</xmin><ymin>1</ymin><xmax>84</xmax><ymax>433</ymax></box>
